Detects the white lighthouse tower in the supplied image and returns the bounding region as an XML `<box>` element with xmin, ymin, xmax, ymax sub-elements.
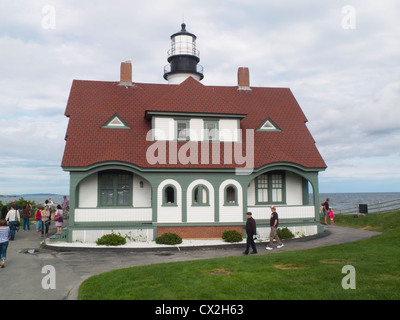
<box><xmin>163</xmin><ymin>23</ymin><xmax>204</xmax><ymax>84</ymax></box>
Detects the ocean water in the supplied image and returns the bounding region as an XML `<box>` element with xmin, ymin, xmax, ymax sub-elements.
<box><xmin>312</xmin><ymin>192</ymin><xmax>400</xmax><ymax>213</ymax></box>
<box><xmin>0</xmin><ymin>194</ymin><xmax>66</xmax><ymax>207</ymax></box>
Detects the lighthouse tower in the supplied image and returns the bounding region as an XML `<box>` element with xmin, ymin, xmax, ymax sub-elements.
<box><xmin>163</xmin><ymin>23</ymin><xmax>204</xmax><ymax>84</ymax></box>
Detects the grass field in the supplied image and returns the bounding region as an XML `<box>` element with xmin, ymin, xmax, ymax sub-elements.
<box><xmin>78</xmin><ymin>211</ymin><xmax>400</xmax><ymax>300</ymax></box>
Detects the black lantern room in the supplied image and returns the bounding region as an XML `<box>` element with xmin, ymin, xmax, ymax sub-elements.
<box><xmin>163</xmin><ymin>23</ymin><xmax>204</xmax><ymax>84</ymax></box>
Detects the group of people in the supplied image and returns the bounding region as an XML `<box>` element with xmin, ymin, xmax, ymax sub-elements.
<box><xmin>320</xmin><ymin>198</ymin><xmax>335</xmax><ymax>225</ymax></box>
<box><xmin>0</xmin><ymin>196</ymin><xmax>69</xmax><ymax>269</ymax></box>
<box><xmin>244</xmin><ymin>205</ymin><xmax>284</xmax><ymax>255</ymax></box>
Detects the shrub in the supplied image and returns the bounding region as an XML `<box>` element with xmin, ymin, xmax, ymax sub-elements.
<box><xmin>96</xmin><ymin>232</ymin><xmax>127</xmax><ymax>246</ymax></box>
<box><xmin>222</xmin><ymin>230</ymin><xmax>243</xmax><ymax>243</ymax></box>
<box><xmin>155</xmin><ymin>232</ymin><xmax>182</xmax><ymax>245</ymax></box>
<box><xmin>277</xmin><ymin>227</ymin><xmax>294</xmax><ymax>240</ymax></box>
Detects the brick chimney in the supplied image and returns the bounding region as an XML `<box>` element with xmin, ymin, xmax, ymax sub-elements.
<box><xmin>237</xmin><ymin>67</ymin><xmax>251</xmax><ymax>90</ymax></box>
<box><xmin>119</xmin><ymin>60</ymin><xmax>132</xmax><ymax>86</ymax></box>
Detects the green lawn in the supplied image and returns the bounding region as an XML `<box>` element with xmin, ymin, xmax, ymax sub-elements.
<box><xmin>78</xmin><ymin>211</ymin><xmax>400</xmax><ymax>300</ymax></box>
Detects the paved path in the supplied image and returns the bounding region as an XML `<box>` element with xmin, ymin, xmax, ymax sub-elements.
<box><xmin>0</xmin><ymin>223</ymin><xmax>380</xmax><ymax>300</ymax></box>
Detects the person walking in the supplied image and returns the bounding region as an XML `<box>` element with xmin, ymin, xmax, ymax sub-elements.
<box><xmin>5</xmin><ymin>205</ymin><xmax>20</xmax><ymax>240</ymax></box>
<box><xmin>243</xmin><ymin>212</ymin><xmax>258</xmax><ymax>255</ymax></box>
<box><xmin>41</xmin><ymin>205</ymin><xmax>51</xmax><ymax>238</ymax></box>
<box><xmin>22</xmin><ymin>204</ymin><xmax>32</xmax><ymax>231</ymax></box>
<box><xmin>0</xmin><ymin>219</ymin><xmax>9</xmax><ymax>268</ymax></box>
<box><xmin>266</xmin><ymin>206</ymin><xmax>284</xmax><ymax>250</ymax></box>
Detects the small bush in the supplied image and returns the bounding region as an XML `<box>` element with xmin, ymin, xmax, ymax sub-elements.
<box><xmin>156</xmin><ymin>232</ymin><xmax>182</xmax><ymax>245</ymax></box>
<box><xmin>96</xmin><ymin>232</ymin><xmax>127</xmax><ymax>246</ymax></box>
<box><xmin>222</xmin><ymin>230</ymin><xmax>243</xmax><ymax>243</ymax></box>
<box><xmin>277</xmin><ymin>227</ymin><xmax>294</xmax><ymax>240</ymax></box>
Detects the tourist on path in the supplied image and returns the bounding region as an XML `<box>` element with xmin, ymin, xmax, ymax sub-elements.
<box><xmin>41</xmin><ymin>205</ymin><xmax>51</xmax><ymax>238</ymax></box>
<box><xmin>0</xmin><ymin>219</ymin><xmax>9</xmax><ymax>268</ymax></box>
<box><xmin>22</xmin><ymin>204</ymin><xmax>32</xmax><ymax>231</ymax></box>
<box><xmin>243</xmin><ymin>212</ymin><xmax>258</xmax><ymax>255</ymax></box>
<box><xmin>266</xmin><ymin>206</ymin><xmax>284</xmax><ymax>250</ymax></box>
<box><xmin>5</xmin><ymin>205</ymin><xmax>20</xmax><ymax>240</ymax></box>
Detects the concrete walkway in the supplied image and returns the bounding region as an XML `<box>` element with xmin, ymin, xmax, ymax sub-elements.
<box><xmin>0</xmin><ymin>222</ymin><xmax>381</xmax><ymax>300</ymax></box>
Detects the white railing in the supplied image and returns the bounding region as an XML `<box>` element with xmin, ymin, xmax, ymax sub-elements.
<box><xmin>248</xmin><ymin>206</ymin><xmax>315</xmax><ymax>220</ymax></box>
<box><xmin>336</xmin><ymin>198</ymin><xmax>400</xmax><ymax>215</ymax></box>
<box><xmin>74</xmin><ymin>208</ymin><xmax>152</xmax><ymax>223</ymax></box>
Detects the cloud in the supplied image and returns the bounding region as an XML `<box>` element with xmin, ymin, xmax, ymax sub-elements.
<box><xmin>0</xmin><ymin>0</ymin><xmax>399</xmax><ymax>194</ymax></box>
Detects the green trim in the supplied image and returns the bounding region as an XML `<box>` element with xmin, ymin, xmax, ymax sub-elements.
<box><xmin>256</xmin><ymin>117</ymin><xmax>281</xmax><ymax>132</ymax></box>
<box><xmin>145</xmin><ymin>111</ymin><xmax>247</xmax><ymax>120</ymax></box>
<box><xmin>162</xmin><ymin>184</ymin><xmax>178</xmax><ymax>206</ymax></box>
<box><xmin>102</xmin><ymin>113</ymin><xmax>131</xmax><ymax>129</ymax></box>
<box><xmin>192</xmin><ymin>184</ymin><xmax>210</xmax><ymax>206</ymax></box>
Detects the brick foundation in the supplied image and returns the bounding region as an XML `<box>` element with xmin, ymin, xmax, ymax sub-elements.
<box><xmin>157</xmin><ymin>225</ymin><xmax>243</xmax><ymax>239</ymax></box>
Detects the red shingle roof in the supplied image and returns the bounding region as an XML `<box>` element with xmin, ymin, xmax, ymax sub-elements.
<box><xmin>62</xmin><ymin>77</ymin><xmax>326</xmax><ymax>170</ymax></box>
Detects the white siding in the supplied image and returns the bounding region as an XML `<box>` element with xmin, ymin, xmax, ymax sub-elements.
<box><xmin>72</xmin><ymin>228</ymin><xmax>154</xmax><ymax>243</ymax></box>
<box><xmin>79</xmin><ymin>174</ymin><xmax>98</xmax><ymax>208</ymax></box>
<box><xmin>219</xmin><ymin>179</ymin><xmax>243</xmax><ymax>222</ymax></box>
<box><xmin>74</xmin><ymin>208</ymin><xmax>152</xmax><ymax>222</ymax></box>
<box><xmin>248</xmin><ymin>206</ymin><xmax>315</xmax><ymax>220</ymax></box>
<box><xmin>286</xmin><ymin>171</ymin><xmax>303</xmax><ymax>205</ymax></box>
<box><xmin>154</xmin><ymin>117</ymin><xmax>175</xmax><ymax>140</ymax></box>
<box><xmin>157</xmin><ymin>179</ymin><xmax>182</xmax><ymax>223</ymax></box>
<box><xmin>187</xmin><ymin>179</ymin><xmax>215</xmax><ymax>222</ymax></box>
<box><xmin>219</xmin><ymin>119</ymin><xmax>239</xmax><ymax>142</ymax></box>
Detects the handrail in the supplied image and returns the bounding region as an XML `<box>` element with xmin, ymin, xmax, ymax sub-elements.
<box><xmin>336</xmin><ymin>198</ymin><xmax>400</xmax><ymax>214</ymax></box>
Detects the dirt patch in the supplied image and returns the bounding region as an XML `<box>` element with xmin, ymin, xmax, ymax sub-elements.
<box><xmin>209</xmin><ymin>269</ymin><xmax>233</xmax><ymax>275</ymax></box>
<box><xmin>274</xmin><ymin>264</ymin><xmax>306</xmax><ymax>270</ymax></box>
<box><xmin>360</xmin><ymin>226</ymin><xmax>374</xmax><ymax>230</ymax></box>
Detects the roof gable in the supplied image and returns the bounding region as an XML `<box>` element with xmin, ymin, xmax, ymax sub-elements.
<box><xmin>147</xmin><ymin>76</ymin><xmax>242</xmax><ymax>115</ymax></box>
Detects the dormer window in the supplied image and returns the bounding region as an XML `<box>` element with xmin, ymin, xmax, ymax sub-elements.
<box><xmin>204</xmin><ymin>120</ymin><xmax>218</xmax><ymax>141</ymax></box>
<box><xmin>176</xmin><ymin>120</ymin><xmax>189</xmax><ymax>141</ymax></box>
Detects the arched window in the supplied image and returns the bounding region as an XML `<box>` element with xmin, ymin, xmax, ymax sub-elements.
<box><xmin>192</xmin><ymin>185</ymin><xmax>209</xmax><ymax>206</ymax></box>
<box><xmin>224</xmin><ymin>185</ymin><xmax>238</xmax><ymax>206</ymax></box>
<box><xmin>162</xmin><ymin>185</ymin><xmax>177</xmax><ymax>206</ymax></box>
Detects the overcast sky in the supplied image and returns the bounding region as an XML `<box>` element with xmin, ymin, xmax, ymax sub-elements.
<box><xmin>0</xmin><ymin>0</ymin><xmax>399</xmax><ymax>195</ymax></box>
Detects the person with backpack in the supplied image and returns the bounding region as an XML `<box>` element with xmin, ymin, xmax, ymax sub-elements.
<box><xmin>266</xmin><ymin>206</ymin><xmax>284</xmax><ymax>250</ymax></box>
<box><xmin>5</xmin><ymin>205</ymin><xmax>20</xmax><ymax>240</ymax></box>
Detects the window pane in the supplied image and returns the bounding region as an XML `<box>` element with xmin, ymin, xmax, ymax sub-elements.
<box><xmin>101</xmin><ymin>190</ymin><xmax>114</xmax><ymax>206</ymax></box>
<box><xmin>271</xmin><ymin>174</ymin><xmax>283</xmax><ymax>202</ymax></box>
<box><xmin>257</xmin><ymin>174</ymin><xmax>268</xmax><ymax>202</ymax></box>
<box><xmin>202</xmin><ymin>187</ymin><xmax>207</xmax><ymax>204</ymax></box>
<box><xmin>206</xmin><ymin>123</ymin><xmax>217</xmax><ymax>140</ymax></box>
<box><xmin>177</xmin><ymin>122</ymin><xmax>187</xmax><ymax>140</ymax></box>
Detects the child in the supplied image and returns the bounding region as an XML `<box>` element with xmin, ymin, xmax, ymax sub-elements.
<box><xmin>35</xmin><ymin>206</ymin><xmax>42</xmax><ymax>232</ymax></box>
<box><xmin>328</xmin><ymin>208</ymin><xmax>335</xmax><ymax>225</ymax></box>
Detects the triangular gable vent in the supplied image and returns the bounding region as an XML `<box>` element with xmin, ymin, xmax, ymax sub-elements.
<box><xmin>257</xmin><ymin>118</ymin><xmax>281</xmax><ymax>132</ymax></box>
<box><xmin>102</xmin><ymin>115</ymin><xmax>130</xmax><ymax>129</ymax></box>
